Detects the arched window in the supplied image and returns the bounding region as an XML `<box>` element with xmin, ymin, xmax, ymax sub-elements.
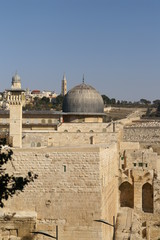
<box><xmin>142</xmin><ymin>183</ymin><xmax>153</xmax><ymax>213</ymax></box>
<box><xmin>41</xmin><ymin>119</ymin><xmax>45</xmax><ymax>124</ymax></box>
<box><xmin>77</xmin><ymin>130</ymin><xmax>81</xmax><ymax>133</ymax></box>
<box><xmin>64</xmin><ymin>130</ymin><xmax>68</xmax><ymax>132</ymax></box>
<box><xmin>119</xmin><ymin>181</ymin><xmax>134</xmax><ymax>208</ymax></box>
<box><xmin>89</xmin><ymin>130</ymin><xmax>94</xmax><ymax>133</ymax></box>
<box><xmin>31</xmin><ymin>142</ymin><xmax>35</xmax><ymax>147</ymax></box>
<box><xmin>48</xmin><ymin>119</ymin><xmax>52</xmax><ymax>124</ymax></box>
<box><xmin>37</xmin><ymin>142</ymin><xmax>41</xmax><ymax>147</ymax></box>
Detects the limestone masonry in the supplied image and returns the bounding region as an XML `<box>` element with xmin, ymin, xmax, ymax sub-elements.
<box><xmin>0</xmin><ymin>74</ymin><xmax>160</xmax><ymax>240</ymax></box>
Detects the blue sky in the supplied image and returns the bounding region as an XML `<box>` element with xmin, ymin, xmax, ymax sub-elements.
<box><xmin>0</xmin><ymin>0</ymin><xmax>160</xmax><ymax>101</ymax></box>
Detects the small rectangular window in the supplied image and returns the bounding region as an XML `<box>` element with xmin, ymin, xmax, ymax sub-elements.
<box><xmin>63</xmin><ymin>165</ymin><xmax>66</xmax><ymax>172</ymax></box>
<box><xmin>139</xmin><ymin>163</ymin><xmax>143</xmax><ymax>167</ymax></box>
<box><xmin>133</xmin><ymin>163</ymin><xmax>136</xmax><ymax>167</ymax></box>
<box><xmin>145</xmin><ymin>163</ymin><xmax>148</xmax><ymax>167</ymax></box>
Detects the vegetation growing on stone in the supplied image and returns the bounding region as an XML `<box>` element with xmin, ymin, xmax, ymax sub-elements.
<box><xmin>0</xmin><ymin>145</ymin><xmax>38</xmax><ymax>208</ymax></box>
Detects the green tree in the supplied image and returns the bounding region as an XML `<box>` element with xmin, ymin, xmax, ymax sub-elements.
<box><xmin>153</xmin><ymin>99</ymin><xmax>160</xmax><ymax>107</ymax></box>
<box><xmin>24</xmin><ymin>97</ymin><xmax>53</xmax><ymax>111</ymax></box>
<box><xmin>0</xmin><ymin>145</ymin><xmax>38</xmax><ymax>207</ymax></box>
<box><xmin>53</xmin><ymin>95</ymin><xmax>64</xmax><ymax>110</ymax></box>
<box><xmin>110</xmin><ymin>98</ymin><xmax>116</xmax><ymax>105</ymax></box>
<box><xmin>140</xmin><ymin>99</ymin><xmax>151</xmax><ymax>105</ymax></box>
<box><xmin>101</xmin><ymin>95</ymin><xmax>111</xmax><ymax>105</ymax></box>
<box><xmin>121</xmin><ymin>100</ymin><xmax>128</xmax><ymax>105</ymax></box>
<box><xmin>40</xmin><ymin>97</ymin><xmax>50</xmax><ymax>104</ymax></box>
<box><xmin>156</xmin><ymin>103</ymin><xmax>160</xmax><ymax>117</ymax></box>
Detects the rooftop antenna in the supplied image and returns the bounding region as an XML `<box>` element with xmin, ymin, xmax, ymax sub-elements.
<box><xmin>82</xmin><ymin>74</ymin><xmax>85</xmax><ymax>84</ymax></box>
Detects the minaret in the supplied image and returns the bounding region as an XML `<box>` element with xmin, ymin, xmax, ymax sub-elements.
<box><xmin>61</xmin><ymin>74</ymin><xmax>67</xmax><ymax>96</ymax></box>
<box><xmin>7</xmin><ymin>73</ymin><xmax>25</xmax><ymax>148</ymax></box>
<box><xmin>11</xmin><ymin>72</ymin><xmax>21</xmax><ymax>89</ymax></box>
<box><xmin>82</xmin><ymin>74</ymin><xmax>85</xmax><ymax>84</ymax></box>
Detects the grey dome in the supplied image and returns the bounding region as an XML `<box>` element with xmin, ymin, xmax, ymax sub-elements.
<box><xmin>12</xmin><ymin>73</ymin><xmax>21</xmax><ymax>83</ymax></box>
<box><xmin>62</xmin><ymin>83</ymin><xmax>104</xmax><ymax>113</ymax></box>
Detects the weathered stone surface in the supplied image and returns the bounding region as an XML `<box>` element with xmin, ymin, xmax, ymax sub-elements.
<box><xmin>1</xmin><ymin>144</ymin><xmax>118</xmax><ymax>240</ymax></box>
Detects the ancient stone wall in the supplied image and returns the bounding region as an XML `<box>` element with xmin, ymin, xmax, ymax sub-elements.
<box><xmin>22</xmin><ymin>116</ymin><xmax>59</xmax><ymax>124</ymax></box>
<box><xmin>22</xmin><ymin>131</ymin><xmax>118</xmax><ymax>148</ymax></box>
<box><xmin>137</xmin><ymin>211</ymin><xmax>160</xmax><ymax>240</ymax></box>
<box><xmin>153</xmin><ymin>177</ymin><xmax>160</xmax><ymax>214</ymax></box>
<box><xmin>118</xmin><ymin>145</ymin><xmax>160</xmax><ymax>213</ymax></box>
<box><xmin>120</xmin><ymin>149</ymin><xmax>159</xmax><ymax>170</ymax></box>
<box><xmin>3</xmin><ymin>144</ymin><xmax>118</xmax><ymax>240</ymax></box>
<box><xmin>58</xmin><ymin>122</ymin><xmax>115</xmax><ymax>133</ymax></box>
<box><xmin>123</xmin><ymin>126</ymin><xmax>160</xmax><ymax>143</ymax></box>
<box><xmin>0</xmin><ymin>211</ymin><xmax>37</xmax><ymax>240</ymax></box>
<box><xmin>99</xmin><ymin>145</ymin><xmax>119</xmax><ymax>239</ymax></box>
<box><xmin>120</xmin><ymin>142</ymin><xmax>140</xmax><ymax>151</ymax></box>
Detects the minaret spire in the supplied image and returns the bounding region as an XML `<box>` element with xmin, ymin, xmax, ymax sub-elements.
<box><xmin>82</xmin><ymin>74</ymin><xmax>85</xmax><ymax>84</ymax></box>
<box><xmin>63</xmin><ymin>72</ymin><xmax>66</xmax><ymax>81</ymax></box>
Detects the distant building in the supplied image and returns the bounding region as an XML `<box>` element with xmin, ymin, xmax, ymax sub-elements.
<box><xmin>31</xmin><ymin>89</ymin><xmax>41</xmax><ymax>95</ymax></box>
<box><xmin>22</xmin><ymin>89</ymin><xmax>58</xmax><ymax>106</ymax></box>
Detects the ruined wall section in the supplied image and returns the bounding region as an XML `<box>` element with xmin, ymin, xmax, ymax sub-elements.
<box><xmin>153</xmin><ymin>175</ymin><xmax>160</xmax><ymax>214</ymax></box>
<box><xmin>0</xmin><ymin>211</ymin><xmax>37</xmax><ymax>239</ymax></box>
<box><xmin>120</xmin><ymin>149</ymin><xmax>159</xmax><ymax>170</ymax></box>
<box><xmin>122</xmin><ymin>123</ymin><xmax>160</xmax><ymax>172</ymax></box>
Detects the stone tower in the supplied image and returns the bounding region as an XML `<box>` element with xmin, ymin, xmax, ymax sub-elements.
<box><xmin>61</xmin><ymin>74</ymin><xmax>67</xmax><ymax>96</ymax></box>
<box><xmin>8</xmin><ymin>73</ymin><xmax>24</xmax><ymax>148</ymax></box>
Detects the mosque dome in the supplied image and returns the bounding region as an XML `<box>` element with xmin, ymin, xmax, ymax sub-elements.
<box><xmin>62</xmin><ymin>82</ymin><xmax>104</xmax><ymax>113</ymax></box>
<box><xmin>12</xmin><ymin>73</ymin><xmax>21</xmax><ymax>84</ymax></box>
